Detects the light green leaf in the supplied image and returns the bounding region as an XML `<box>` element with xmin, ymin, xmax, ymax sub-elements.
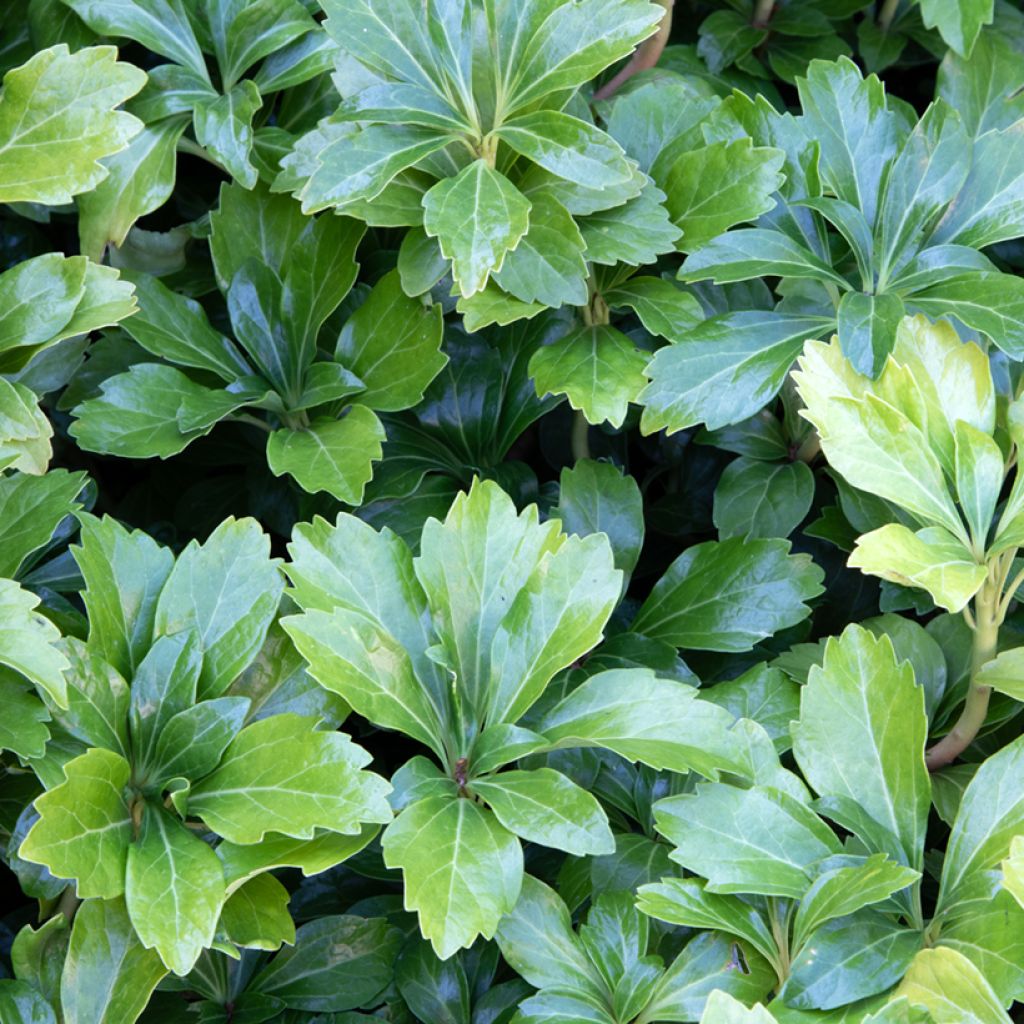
<box><xmin>73</xmin><ymin>513</ymin><xmax>173</xmax><ymax>680</ymax></box>
<box><xmin>0</xmin><ymin>577</ymin><xmax>69</xmax><ymax>707</ymax></box>
<box><xmin>681</xmin><ymin>229</ymin><xmax>849</xmax><ymax>289</ymax></box>
<box><xmin>793</xmin><ymin>625</ymin><xmax>929</xmax><ymax>867</ymax></box>
<box><xmin>154</xmin><ymin>517</ymin><xmax>283</xmax><ymax>700</ymax></box>
<box><xmin>577</xmin><ymin>180</ymin><xmax>681</xmax><ymax>266</ymax></box>
<box><xmin>382</xmin><ymin>794</ymin><xmax>522</xmax><ymax>959</ymax></box>
<box><xmin>780</xmin><ymin>913</ymin><xmax>922</xmax><ymax>1011</ymax></box>
<box><xmin>218</xmin><ymin>872</ymin><xmax>295</xmax><ymax>951</ymax></box>
<box><xmin>539</xmin><ymin>668</ymin><xmax>745</xmax><ymax>779</ymax></box>
<box><xmin>193</xmin><ymin>80</ymin><xmax>262</xmax><ymax>189</ymax></box>
<box><xmin>0</xmin><ymin>468</ymin><xmax>85</xmax><ymax>578</ymax></box>
<box><xmin>423</xmin><ymin>160</ymin><xmax>531</xmax><ymax>298</ymax></box>
<box><xmin>793</xmin><ymin>855</ymin><xmax>922</xmax><ymax>949</ymax></box>
<box><xmin>282</xmin><ymin>607</ymin><xmax>447</xmax><ymax>760</ymax></box>
<box><xmin>919</xmin><ymin>0</ymin><xmax>993</xmax><ymax>57</ymax></box>
<box><xmin>335</xmin><ymin>269</ymin><xmax>445</xmax><ymax>411</ymax></box>
<box><xmin>936</xmin><ymin>33</ymin><xmax>1024</xmax><ymax>137</ymax></box>
<box><xmin>0</xmin><ymin>44</ymin><xmax>145</xmax><ymax>205</ymax></box>
<box><xmin>849</xmin><ymin>524</ymin><xmax>986</xmax><ymax>613</ymax></box>
<box><xmin>954</xmin><ymin>420</ymin><xmax>1003</xmax><ymax>549</ymax></box>
<box><xmin>57</xmin><ymin>638</ymin><xmax>130</xmax><ymax>756</ymax></box>
<box><xmin>1002</xmin><ymin>835</ymin><xmax>1024</xmax><ymax>909</ymax></box>
<box><xmin>471</xmin><ymin>768</ymin><xmax>613</xmax><ymax>857</ymax></box>
<box><xmin>0</xmin><ymin>668</ymin><xmax>50</xmax><ymax>759</ymax></box>
<box><xmin>266</xmin><ymin>407</ymin><xmax>386</xmax><ymax>503</ymax></box>
<box><xmin>188</xmin><ymin>713</ymin><xmax>392</xmax><ymax>844</ymax></box>
<box><xmin>492</xmin><ymin>192</ymin><xmax>589</xmax><ymax>308</ymax></box>
<box><xmin>125</xmin><ymin>805</ymin><xmax>225</xmax><ymax>975</ymax></box>
<box><xmin>529</xmin><ymin>324</ymin><xmax>647</xmax><ymax>429</ymax></box>
<box><xmin>897</xmin><ymin>947</ymin><xmax>1011</xmax><ymax>1023</ymax></box>
<box><xmin>20</xmin><ymin>747</ymin><xmax>131</xmax><ymax>898</ymax></box>
<box><xmin>496</xmin><ymin>874</ymin><xmax>605</xmax><ymax>995</ymax></box>
<box><xmin>149</xmin><ymin>697</ymin><xmax>250</xmax><ymax>786</ymax></box>
<box><xmin>654</xmin><ymin>782</ymin><xmax>843</xmax><ymax>898</ymax></box>
<box><xmin>976</xmin><ymin>647</ymin><xmax>1024</xmax><ymax>701</ymax></box>
<box><xmin>714</xmin><ymin>458</ymin><xmax>814</xmax><ymax>540</ymax></box>
<box><xmin>62</xmin><ymin>898</ymin><xmax>167</xmax><ymax>1024</ymax></box>
<box><xmin>497</xmin><ymin>111</ymin><xmax>634</xmax><ymax>189</ymax></box>
<box><xmin>118</xmin><ymin>270</ymin><xmax>252</xmax><ymax>381</ymax></box>
<box><xmin>701</xmin><ymin>991</ymin><xmax>778</xmax><ymax>1023</ymax></box>
<box><xmin>633</xmin><ymin>538</ymin><xmax>823</xmax><ymax>652</ymax></box>
<box><xmin>485</xmin><ymin>532</ymin><xmax>621</xmax><ymax>725</ymax></box>
<box><xmin>0</xmin><ymin>379</ymin><xmax>52</xmax><ymax>475</ymax></box>
<box><xmin>938</xmin><ymin>734</ymin><xmax>1024</xmax><ymax>914</ymax></box>
<box><xmin>659</xmin><ymin>139</ymin><xmax>785</xmax><ymax>251</ymax></box>
<box><xmin>77</xmin><ymin>116</ymin><xmax>187</xmax><ymax>261</ymax></box>
<box><xmin>641</xmin><ymin>312</ymin><xmax>835</xmax><ymax>435</ymax></box>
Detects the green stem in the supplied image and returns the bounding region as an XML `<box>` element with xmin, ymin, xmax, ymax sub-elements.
<box><xmin>231</xmin><ymin>412</ymin><xmax>273</xmax><ymax>434</ymax></box>
<box><xmin>878</xmin><ymin>0</ymin><xmax>901</xmax><ymax>31</ymax></box>
<box><xmin>54</xmin><ymin>886</ymin><xmax>81</xmax><ymax>924</ymax></box>
<box><xmin>592</xmin><ymin>0</ymin><xmax>674</xmax><ymax>101</ymax></box>
<box><xmin>572</xmin><ymin>410</ymin><xmax>592</xmax><ymax>462</ymax></box>
<box><xmin>176</xmin><ymin>136</ymin><xmax>227</xmax><ymax>173</ymax></box>
<box><xmin>924</xmin><ymin>569</ymin><xmax>1000</xmax><ymax>771</ymax></box>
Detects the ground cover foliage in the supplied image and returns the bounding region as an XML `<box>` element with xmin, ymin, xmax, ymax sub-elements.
<box><xmin>3</xmin><ymin>0</ymin><xmax>1024</xmax><ymax>1021</ymax></box>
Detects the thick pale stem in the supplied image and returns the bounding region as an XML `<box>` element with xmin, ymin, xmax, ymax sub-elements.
<box><xmin>752</xmin><ymin>0</ymin><xmax>776</xmax><ymax>28</ymax></box>
<box><xmin>878</xmin><ymin>0</ymin><xmax>901</xmax><ymax>32</ymax></box>
<box><xmin>572</xmin><ymin>410</ymin><xmax>591</xmax><ymax>461</ymax></box>
<box><xmin>592</xmin><ymin>0</ymin><xmax>674</xmax><ymax>101</ymax></box>
<box><xmin>925</xmin><ymin>575</ymin><xmax>1000</xmax><ymax>771</ymax></box>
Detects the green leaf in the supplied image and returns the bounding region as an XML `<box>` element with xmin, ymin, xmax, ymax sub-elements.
<box><xmin>335</xmin><ymin>270</ymin><xmax>446</xmax><ymax>411</ymax></box>
<box><xmin>495</xmin><ymin>875</ymin><xmax>605</xmax><ymax>996</ymax></box>
<box><xmin>62</xmin><ymin>898</ymin><xmax>167</xmax><ymax>1024</ymax></box>
<box><xmin>149</xmin><ymin>697</ymin><xmax>250</xmax><ymax>787</ymax></box>
<box><xmin>0</xmin><ymin>379</ymin><xmax>53</xmax><ymax>474</ymax></box>
<box><xmin>529</xmin><ymin>324</ymin><xmax>647</xmax><ymax>429</ymax></box>
<box><xmin>497</xmin><ymin>112</ymin><xmax>634</xmax><ymax>188</ymax></box>
<box><xmin>577</xmin><ymin>181</ymin><xmax>681</xmax><ymax>266</ymax></box>
<box><xmin>1002</xmin><ymin>835</ymin><xmax>1024</xmax><ymax>909</ymax></box>
<box><xmin>395</xmin><ymin>937</ymin><xmax>471</xmax><ymax>1024</ymax></box>
<box><xmin>919</xmin><ymin>0</ymin><xmax>993</xmax><ymax>57</ymax></box>
<box><xmin>897</xmin><ymin>947</ymin><xmax>1011</xmax><ymax>1023</ymax></box>
<box><xmin>249</xmin><ymin>914</ymin><xmax>399</xmax><ymax>1012</ymax></box>
<box><xmin>792</xmin><ymin>855</ymin><xmax>922</xmax><ymax>949</ymax></box>
<box><xmin>653</xmin><ymin>782</ymin><xmax>843</xmax><ymax>897</ymax></box>
<box><xmin>423</xmin><ymin>160</ymin><xmax>532</xmax><ymax>298</ymax></box>
<box><xmin>0</xmin><ymin>577</ymin><xmax>69</xmax><ymax>707</ymax></box>
<box><xmin>975</xmin><ymin>647</ymin><xmax>1024</xmax><ymax>701</ymax></box>
<box><xmin>382</xmin><ymin>795</ymin><xmax>523</xmax><ymax>959</ymax></box>
<box><xmin>471</xmin><ymin>768</ymin><xmax>614</xmax><ymax>856</ymax></box>
<box><xmin>836</xmin><ymin>291</ymin><xmax>906</xmax><ymax>378</ymax></box>
<box><xmin>937</xmin><ymin>33</ymin><xmax>1024</xmax><ymax>136</ymax></box>
<box><xmin>700</xmin><ymin>991</ymin><xmax>778</xmax><ymax>1024</ymax></box>
<box><xmin>118</xmin><ymin>270</ymin><xmax>252</xmax><ymax>381</ymax></box>
<box><xmin>681</xmin><ymin>229</ymin><xmax>849</xmax><ymax>290</ymax></box>
<box><xmin>794</xmin><ymin>336</ymin><xmax>967</xmax><ymax>542</ymax></box>
<box><xmin>633</xmin><ymin>537</ymin><xmax>823</xmax><ymax>652</ymax></box>
<box><xmin>938</xmin><ymin>734</ymin><xmax>1024</xmax><ymax>915</ymax></box>
<box><xmin>792</xmin><ymin>625</ymin><xmax>930</xmax><ymax>867</ymax></box>
<box><xmin>77</xmin><ymin>116</ymin><xmax>187</xmax><ymax>261</ymax></box>
<box><xmin>556</xmin><ymin>459</ymin><xmax>644</xmax><ymax>576</ymax></box>
<box><xmin>212</xmin><ymin>0</ymin><xmax>317</xmax><ymax>89</ymax></box>
<box><xmin>713</xmin><ymin>458</ymin><xmax>814</xmax><ymax>540</ymax></box>
<box><xmin>0</xmin><ymin>44</ymin><xmax>145</xmax><ymax>204</ymax></box>
<box><xmin>56</xmin><ymin>639</ymin><xmax>130</xmax><ymax>756</ymax></box>
<box><xmin>780</xmin><ymin>913</ymin><xmax>922</xmax><ymax>1011</ymax></box>
<box><xmin>637</xmin><ymin>877</ymin><xmax>778</xmax><ymax>963</ymax></box>
<box><xmin>282</xmin><ymin>607</ymin><xmax>447</xmax><ymax>760</ymax></box>
<box><xmin>602</xmin><ymin>277</ymin><xmax>704</xmax><ymax>342</ymax></box>
<box><xmin>193</xmin><ymin>80</ymin><xmax>263</xmax><ymax>189</ymax></box>
<box><xmin>0</xmin><ymin>980</ymin><xmax>56</xmax><ymax>1024</ymax></box>
<box><xmin>848</xmin><ymin>524</ymin><xmax>986</xmax><ymax>614</ymax></box>
<box><xmin>0</xmin><ymin>468</ymin><xmax>85</xmax><ymax>578</ymax></box>
<box><xmin>73</xmin><ymin>513</ymin><xmax>173</xmax><ymax>680</ymax></box>
<box><xmin>266</xmin><ymin>407</ymin><xmax>386</xmax><ymax>503</ymax></box>
<box><xmin>659</xmin><ymin>140</ymin><xmax>785</xmax><ymax>251</ymax></box>
<box><xmin>485</xmin><ymin>531</ymin><xmax>621</xmax><ymax>725</ymax></box>
<box><xmin>125</xmin><ymin>804</ymin><xmax>225</xmax><ymax>975</ymax></box>
<box><xmin>640</xmin><ymin>312</ymin><xmax>835</xmax><ymax>434</ymax></box>
<box><xmin>218</xmin><ymin>872</ymin><xmax>295</xmax><ymax>952</ymax></box>
<box><xmin>492</xmin><ymin>193</ymin><xmax>589</xmax><ymax>308</ymax></box>
<box><xmin>20</xmin><ymin>747</ymin><xmax>131</xmax><ymax>898</ymax></box>
<box><xmin>0</xmin><ymin>668</ymin><xmax>50</xmax><ymax>759</ymax></box>
<box><xmin>796</xmin><ymin>57</ymin><xmax>901</xmax><ymax>226</ymax></box>
<box><xmin>187</xmin><ymin>713</ymin><xmax>392</xmax><ymax>844</ymax></box>
<box><xmin>538</xmin><ymin>669</ymin><xmax>744</xmax><ymax>778</ymax></box>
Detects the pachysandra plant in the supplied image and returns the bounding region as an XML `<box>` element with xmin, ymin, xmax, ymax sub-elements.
<box><xmin>16</xmin><ymin>514</ymin><xmax>391</xmax><ymax>996</ymax></box>
<box><xmin>641</xmin><ymin>54</ymin><xmax>1024</xmax><ymax>437</ymax></box>
<box><xmin>642</xmin><ymin>623</ymin><xmax>1024</xmax><ymax>1016</ymax></box>
<box><xmin>69</xmin><ymin>182</ymin><xmax>447</xmax><ymax>502</ymax></box>
<box><xmin>282</xmin><ymin>478</ymin><xmax>751</xmax><ymax>957</ymax></box>
<box><xmin>795</xmin><ymin>313</ymin><xmax>1024</xmax><ymax>769</ymax></box>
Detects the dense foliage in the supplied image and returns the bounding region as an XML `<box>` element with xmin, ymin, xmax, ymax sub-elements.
<box><xmin>2</xmin><ymin>0</ymin><xmax>1024</xmax><ymax>1021</ymax></box>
